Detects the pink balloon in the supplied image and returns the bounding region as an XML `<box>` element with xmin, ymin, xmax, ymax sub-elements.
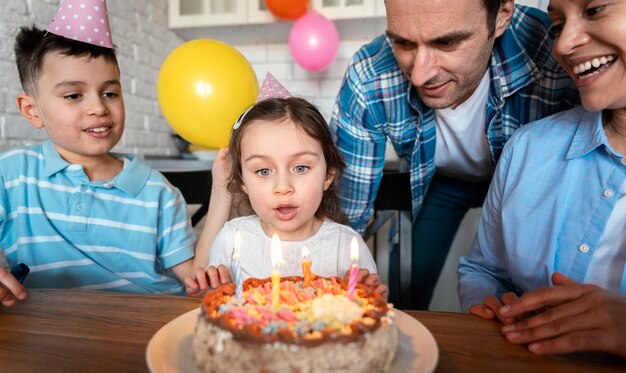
<box><xmin>288</xmin><ymin>11</ymin><xmax>339</xmax><ymax>71</ymax></box>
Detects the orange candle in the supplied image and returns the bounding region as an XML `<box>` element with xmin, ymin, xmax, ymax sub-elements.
<box><xmin>301</xmin><ymin>246</ymin><xmax>312</xmax><ymax>287</ymax></box>
<box><xmin>270</xmin><ymin>234</ymin><xmax>283</xmax><ymax>308</ymax></box>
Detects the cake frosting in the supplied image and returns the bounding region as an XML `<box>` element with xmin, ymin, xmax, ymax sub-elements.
<box><xmin>192</xmin><ymin>274</ymin><xmax>398</xmax><ymax>372</ymax></box>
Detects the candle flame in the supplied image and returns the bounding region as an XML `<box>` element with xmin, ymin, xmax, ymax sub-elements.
<box><xmin>302</xmin><ymin>246</ymin><xmax>309</xmax><ymax>259</ymax></box>
<box><xmin>271</xmin><ymin>233</ymin><xmax>283</xmax><ymax>268</ymax></box>
<box><xmin>233</xmin><ymin>230</ymin><xmax>241</xmax><ymax>260</ymax></box>
<box><xmin>350</xmin><ymin>237</ymin><xmax>359</xmax><ymax>261</ymax></box>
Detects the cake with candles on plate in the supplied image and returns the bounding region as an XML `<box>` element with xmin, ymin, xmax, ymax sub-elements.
<box><xmin>191</xmin><ymin>272</ymin><xmax>398</xmax><ymax>373</ymax></box>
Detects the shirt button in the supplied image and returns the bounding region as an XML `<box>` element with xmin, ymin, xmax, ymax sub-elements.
<box><xmin>603</xmin><ymin>189</ymin><xmax>615</xmax><ymax>198</ymax></box>
<box><xmin>75</xmin><ymin>203</ymin><xmax>84</xmax><ymax>211</ymax></box>
<box><xmin>578</xmin><ymin>244</ymin><xmax>590</xmax><ymax>253</ymax></box>
<box><xmin>80</xmin><ymin>185</ymin><xmax>87</xmax><ymax>192</ymax></box>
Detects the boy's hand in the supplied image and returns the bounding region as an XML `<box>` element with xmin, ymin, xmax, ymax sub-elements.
<box><xmin>344</xmin><ymin>268</ymin><xmax>389</xmax><ymax>300</ymax></box>
<box><xmin>0</xmin><ymin>268</ymin><xmax>28</xmax><ymax>307</ymax></box>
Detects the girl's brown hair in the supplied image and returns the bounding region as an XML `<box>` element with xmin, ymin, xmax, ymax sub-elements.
<box><xmin>228</xmin><ymin>97</ymin><xmax>347</xmax><ymax>224</ymax></box>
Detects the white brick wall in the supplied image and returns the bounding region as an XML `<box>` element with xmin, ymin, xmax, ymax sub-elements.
<box><xmin>176</xmin><ymin>17</ymin><xmax>388</xmax><ymax>122</ymax></box>
<box><xmin>1</xmin><ymin>1</ymin><xmax>546</xmax><ymax>157</ymax></box>
<box><xmin>0</xmin><ymin>0</ymin><xmax>185</xmax><ymax>155</ymax></box>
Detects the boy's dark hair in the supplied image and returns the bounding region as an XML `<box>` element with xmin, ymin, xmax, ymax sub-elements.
<box><xmin>14</xmin><ymin>25</ymin><xmax>118</xmax><ymax>93</ymax></box>
<box><xmin>228</xmin><ymin>97</ymin><xmax>348</xmax><ymax>225</ymax></box>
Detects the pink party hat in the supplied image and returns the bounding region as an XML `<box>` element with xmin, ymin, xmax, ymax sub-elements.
<box><xmin>257</xmin><ymin>73</ymin><xmax>292</xmax><ymax>101</ymax></box>
<box><xmin>47</xmin><ymin>0</ymin><xmax>114</xmax><ymax>48</ymax></box>
<box><xmin>233</xmin><ymin>73</ymin><xmax>292</xmax><ymax>129</ymax></box>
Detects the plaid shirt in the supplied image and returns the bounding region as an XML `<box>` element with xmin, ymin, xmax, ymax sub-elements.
<box><xmin>329</xmin><ymin>5</ymin><xmax>580</xmax><ymax>233</ymax></box>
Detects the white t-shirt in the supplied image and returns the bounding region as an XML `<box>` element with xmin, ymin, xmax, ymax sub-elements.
<box><xmin>434</xmin><ymin>70</ymin><xmax>492</xmax><ymax>181</ymax></box>
<box><xmin>208</xmin><ymin>215</ymin><xmax>377</xmax><ymax>281</ymax></box>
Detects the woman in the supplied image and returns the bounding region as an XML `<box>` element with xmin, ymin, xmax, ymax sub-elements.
<box><xmin>458</xmin><ymin>0</ymin><xmax>626</xmax><ymax>357</ymax></box>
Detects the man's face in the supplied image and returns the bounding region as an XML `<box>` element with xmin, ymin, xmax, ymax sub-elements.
<box><xmin>386</xmin><ymin>0</ymin><xmax>503</xmax><ymax>109</ymax></box>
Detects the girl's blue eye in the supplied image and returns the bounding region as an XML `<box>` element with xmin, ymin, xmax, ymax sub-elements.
<box><xmin>256</xmin><ymin>168</ymin><xmax>271</xmax><ymax>176</ymax></box>
<box><xmin>294</xmin><ymin>165</ymin><xmax>309</xmax><ymax>173</ymax></box>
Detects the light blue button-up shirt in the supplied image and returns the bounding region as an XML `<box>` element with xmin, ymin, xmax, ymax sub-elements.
<box><xmin>458</xmin><ymin>107</ymin><xmax>626</xmax><ymax>311</ymax></box>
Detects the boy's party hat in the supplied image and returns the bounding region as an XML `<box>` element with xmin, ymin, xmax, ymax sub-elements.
<box><xmin>47</xmin><ymin>0</ymin><xmax>113</xmax><ymax>48</ymax></box>
<box><xmin>257</xmin><ymin>73</ymin><xmax>292</xmax><ymax>101</ymax></box>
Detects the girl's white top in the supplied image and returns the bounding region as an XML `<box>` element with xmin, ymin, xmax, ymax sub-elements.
<box><xmin>208</xmin><ymin>215</ymin><xmax>377</xmax><ymax>280</ymax></box>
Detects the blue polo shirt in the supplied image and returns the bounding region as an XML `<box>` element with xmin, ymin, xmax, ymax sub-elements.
<box><xmin>0</xmin><ymin>140</ymin><xmax>196</xmax><ymax>294</ymax></box>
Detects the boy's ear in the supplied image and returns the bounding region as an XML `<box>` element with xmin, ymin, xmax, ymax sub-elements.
<box><xmin>323</xmin><ymin>168</ymin><xmax>336</xmax><ymax>191</ymax></box>
<box><xmin>16</xmin><ymin>93</ymin><xmax>45</xmax><ymax>129</ymax></box>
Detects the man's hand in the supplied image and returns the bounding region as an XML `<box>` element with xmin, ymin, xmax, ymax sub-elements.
<box><xmin>0</xmin><ymin>268</ymin><xmax>27</xmax><ymax>307</ymax></box>
<box><xmin>498</xmin><ymin>272</ymin><xmax>626</xmax><ymax>357</ymax></box>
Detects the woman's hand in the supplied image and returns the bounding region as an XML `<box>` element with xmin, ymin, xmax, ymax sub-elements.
<box><xmin>498</xmin><ymin>272</ymin><xmax>626</xmax><ymax>357</ymax></box>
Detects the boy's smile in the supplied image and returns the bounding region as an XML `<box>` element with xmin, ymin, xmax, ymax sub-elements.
<box><xmin>24</xmin><ymin>52</ymin><xmax>124</xmax><ymax>169</ymax></box>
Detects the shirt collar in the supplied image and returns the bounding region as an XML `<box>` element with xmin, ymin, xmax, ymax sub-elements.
<box><xmin>41</xmin><ymin>140</ymin><xmax>151</xmax><ymax>196</ymax></box>
<box><xmin>42</xmin><ymin>140</ymin><xmax>71</xmax><ymax>177</ymax></box>
<box><xmin>566</xmin><ymin>109</ymin><xmax>609</xmax><ymax>159</ymax></box>
<box><xmin>488</xmin><ymin>27</ymin><xmax>542</xmax><ymax>102</ymax></box>
<box><xmin>110</xmin><ymin>154</ymin><xmax>151</xmax><ymax>196</ymax></box>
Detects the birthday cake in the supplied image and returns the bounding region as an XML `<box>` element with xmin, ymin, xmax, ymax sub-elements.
<box><xmin>192</xmin><ymin>275</ymin><xmax>398</xmax><ymax>372</ymax></box>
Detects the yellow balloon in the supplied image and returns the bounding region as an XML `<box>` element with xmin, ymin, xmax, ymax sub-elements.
<box><xmin>157</xmin><ymin>40</ymin><xmax>258</xmax><ymax>149</ymax></box>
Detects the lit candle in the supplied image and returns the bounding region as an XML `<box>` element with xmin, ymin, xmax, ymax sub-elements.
<box><xmin>232</xmin><ymin>230</ymin><xmax>243</xmax><ymax>299</ymax></box>
<box><xmin>270</xmin><ymin>233</ymin><xmax>283</xmax><ymax>308</ymax></box>
<box><xmin>301</xmin><ymin>246</ymin><xmax>312</xmax><ymax>287</ymax></box>
<box><xmin>347</xmin><ymin>237</ymin><xmax>359</xmax><ymax>299</ymax></box>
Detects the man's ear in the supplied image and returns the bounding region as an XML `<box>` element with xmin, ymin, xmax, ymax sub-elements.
<box><xmin>16</xmin><ymin>93</ymin><xmax>45</xmax><ymax>129</ymax></box>
<box><xmin>323</xmin><ymin>168</ymin><xmax>336</xmax><ymax>191</ymax></box>
<box><xmin>494</xmin><ymin>0</ymin><xmax>514</xmax><ymax>39</ymax></box>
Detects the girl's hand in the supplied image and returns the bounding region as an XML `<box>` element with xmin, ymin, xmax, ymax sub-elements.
<box><xmin>184</xmin><ymin>265</ymin><xmax>231</xmax><ymax>297</ymax></box>
<box><xmin>344</xmin><ymin>268</ymin><xmax>389</xmax><ymax>300</ymax></box>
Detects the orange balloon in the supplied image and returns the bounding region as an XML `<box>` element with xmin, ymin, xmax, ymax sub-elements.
<box><xmin>265</xmin><ymin>0</ymin><xmax>308</xmax><ymax>20</ymax></box>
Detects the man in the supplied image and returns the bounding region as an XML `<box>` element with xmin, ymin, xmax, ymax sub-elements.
<box><xmin>329</xmin><ymin>0</ymin><xmax>579</xmax><ymax>309</ymax></box>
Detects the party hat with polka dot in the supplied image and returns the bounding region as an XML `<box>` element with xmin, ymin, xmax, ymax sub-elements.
<box><xmin>47</xmin><ymin>0</ymin><xmax>113</xmax><ymax>49</ymax></box>
<box><xmin>257</xmin><ymin>73</ymin><xmax>292</xmax><ymax>101</ymax></box>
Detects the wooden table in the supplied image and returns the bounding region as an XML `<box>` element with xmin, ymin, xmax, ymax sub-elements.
<box><xmin>1</xmin><ymin>289</ymin><xmax>623</xmax><ymax>372</ymax></box>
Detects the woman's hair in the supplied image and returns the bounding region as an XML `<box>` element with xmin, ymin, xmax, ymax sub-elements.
<box><xmin>228</xmin><ymin>97</ymin><xmax>348</xmax><ymax>224</ymax></box>
<box><xmin>14</xmin><ymin>25</ymin><xmax>118</xmax><ymax>94</ymax></box>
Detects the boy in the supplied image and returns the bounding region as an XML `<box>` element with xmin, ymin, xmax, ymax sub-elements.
<box><xmin>0</xmin><ymin>0</ymin><xmax>208</xmax><ymax>307</ymax></box>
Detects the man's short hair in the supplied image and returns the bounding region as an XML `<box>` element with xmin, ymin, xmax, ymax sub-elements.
<box><xmin>484</xmin><ymin>0</ymin><xmax>507</xmax><ymax>36</ymax></box>
<box><xmin>14</xmin><ymin>25</ymin><xmax>118</xmax><ymax>93</ymax></box>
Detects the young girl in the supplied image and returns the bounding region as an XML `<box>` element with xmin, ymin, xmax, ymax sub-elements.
<box><xmin>198</xmin><ymin>97</ymin><xmax>386</xmax><ymax>297</ymax></box>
